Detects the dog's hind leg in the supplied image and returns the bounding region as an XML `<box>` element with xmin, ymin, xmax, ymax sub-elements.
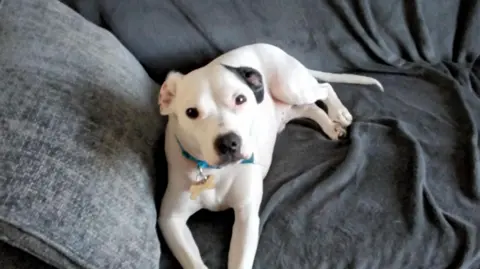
<box><xmin>323</xmin><ymin>86</ymin><xmax>353</xmax><ymax>127</ymax></box>
<box><xmin>267</xmin><ymin>52</ymin><xmax>331</xmax><ymax>105</ymax></box>
<box><xmin>268</xmin><ymin>64</ymin><xmax>354</xmax><ymax>130</ymax></box>
<box><xmin>290</xmin><ymin>104</ymin><xmax>347</xmax><ymax>140</ymax></box>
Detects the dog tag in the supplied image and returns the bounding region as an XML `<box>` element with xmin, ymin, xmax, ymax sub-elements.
<box><xmin>189</xmin><ymin>175</ymin><xmax>215</xmax><ymax>200</ymax></box>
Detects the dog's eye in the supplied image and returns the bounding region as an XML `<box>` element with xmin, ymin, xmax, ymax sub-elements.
<box><xmin>185</xmin><ymin>108</ymin><xmax>199</xmax><ymax>119</ymax></box>
<box><xmin>235</xmin><ymin>95</ymin><xmax>247</xmax><ymax>105</ymax></box>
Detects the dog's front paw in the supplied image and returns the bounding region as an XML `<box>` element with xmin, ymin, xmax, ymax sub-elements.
<box><xmin>324</xmin><ymin>122</ymin><xmax>347</xmax><ymax>140</ymax></box>
<box><xmin>329</xmin><ymin>107</ymin><xmax>353</xmax><ymax>127</ymax></box>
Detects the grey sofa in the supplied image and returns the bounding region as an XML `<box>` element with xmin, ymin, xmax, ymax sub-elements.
<box><xmin>1</xmin><ymin>0</ymin><xmax>480</xmax><ymax>268</ymax></box>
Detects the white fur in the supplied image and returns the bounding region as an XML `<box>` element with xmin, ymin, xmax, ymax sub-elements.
<box><xmin>158</xmin><ymin>43</ymin><xmax>383</xmax><ymax>269</ymax></box>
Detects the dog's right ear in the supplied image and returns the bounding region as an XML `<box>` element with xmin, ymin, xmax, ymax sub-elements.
<box><xmin>158</xmin><ymin>71</ymin><xmax>183</xmax><ymax>115</ymax></box>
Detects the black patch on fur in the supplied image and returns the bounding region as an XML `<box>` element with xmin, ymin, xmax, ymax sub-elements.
<box><xmin>222</xmin><ymin>64</ymin><xmax>264</xmax><ymax>103</ymax></box>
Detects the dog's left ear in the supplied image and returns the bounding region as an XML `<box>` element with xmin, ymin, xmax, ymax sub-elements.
<box><xmin>223</xmin><ymin>64</ymin><xmax>264</xmax><ymax>103</ymax></box>
<box><xmin>158</xmin><ymin>71</ymin><xmax>183</xmax><ymax>115</ymax></box>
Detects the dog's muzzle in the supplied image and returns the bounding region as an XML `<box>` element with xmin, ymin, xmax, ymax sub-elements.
<box><xmin>214</xmin><ymin>132</ymin><xmax>244</xmax><ymax>164</ymax></box>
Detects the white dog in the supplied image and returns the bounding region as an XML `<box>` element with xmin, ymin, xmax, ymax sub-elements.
<box><xmin>157</xmin><ymin>43</ymin><xmax>382</xmax><ymax>269</ymax></box>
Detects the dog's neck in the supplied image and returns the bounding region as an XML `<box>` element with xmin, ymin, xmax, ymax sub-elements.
<box><xmin>171</xmin><ymin>124</ymin><xmax>205</xmax><ymax>164</ymax></box>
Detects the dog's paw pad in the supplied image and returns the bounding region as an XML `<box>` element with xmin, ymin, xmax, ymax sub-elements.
<box><xmin>336</xmin><ymin>125</ymin><xmax>347</xmax><ymax>139</ymax></box>
<box><xmin>325</xmin><ymin>123</ymin><xmax>347</xmax><ymax>140</ymax></box>
<box><xmin>334</xmin><ymin>124</ymin><xmax>347</xmax><ymax>139</ymax></box>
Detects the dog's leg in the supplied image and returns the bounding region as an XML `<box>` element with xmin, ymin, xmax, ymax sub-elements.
<box><xmin>269</xmin><ymin>62</ymin><xmax>330</xmax><ymax>105</ymax></box>
<box><xmin>159</xmin><ymin>185</ymin><xmax>206</xmax><ymax>269</ymax></box>
<box><xmin>159</xmin><ymin>215</ymin><xmax>207</xmax><ymax>269</ymax></box>
<box><xmin>228</xmin><ymin>202</ymin><xmax>261</xmax><ymax>269</ymax></box>
<box><xmin>323</xmin><ymin>86</ymin><xmax>353</xmax><ymax>127</ymax></box>
<box><xmin>292</xmin><ymin>104</ymin><xmax>346</xmax><ymax>140</ymax></box>
<box><xmin>261</xmin><ymin>46</ymin><xmax>353</xmax><ymax>127</ymax></box>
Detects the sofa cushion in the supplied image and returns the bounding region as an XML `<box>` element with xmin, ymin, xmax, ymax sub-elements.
<box><xmin>0</xmin><ymin>0</ymin><xmax>162</xmax><ymax>268</ymax></box>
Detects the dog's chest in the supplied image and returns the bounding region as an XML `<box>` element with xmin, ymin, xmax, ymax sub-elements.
<box><xmin>191</xmin><ymin>165</ymin><xmax>263</xmax><ymax>211</ymax></box>
<box><xmin>193</xmin><ymin>170</ymin><xmax>236</xmax><ymax>211</ymax></box>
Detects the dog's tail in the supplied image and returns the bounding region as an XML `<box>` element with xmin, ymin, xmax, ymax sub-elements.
<box><xmin>309</xmin><ymin>70</ymin><xmax>384</xmax><ymax>91</ymax></box>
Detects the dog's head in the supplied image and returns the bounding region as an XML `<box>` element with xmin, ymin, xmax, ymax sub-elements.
<box><xmin>158</xmin><ymin>64</ymin><xmax>264</xmax><ymax>166</ymax></box>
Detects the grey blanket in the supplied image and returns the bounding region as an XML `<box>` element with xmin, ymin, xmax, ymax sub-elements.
<box><xmin>40</xmin><ymin>0</ymin><xmax>480</xmax><ymax>268</ymax></box>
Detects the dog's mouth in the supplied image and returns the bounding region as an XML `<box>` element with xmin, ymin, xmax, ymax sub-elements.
<box><xmin>217</xmin><ymin>149</ymin><xmax>253</xmax><ymax>167</ymax></box>
<box><xmin>216</xmin><ymin>154</ymin><xmax>245</xmax><ymax>166</ymax></box>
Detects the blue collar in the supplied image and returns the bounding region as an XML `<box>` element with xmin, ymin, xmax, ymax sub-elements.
<box><xmin>175</xmin><ymin>137</ymin><xmax>254</xmax><ymax>169</ymax></box>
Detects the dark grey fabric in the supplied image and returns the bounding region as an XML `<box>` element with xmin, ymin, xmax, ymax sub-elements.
<box><xmin>0</xmin><ymin>241</ymin><xmax>55</xmax><ymax>269</ymax></box>
<box><xmin>62</xmin><ymin>1</ymin><xmax>480</xmax><ymax>269</ymax></box>
<box><xmin>0</xmin><ymin>0</ymin><xmax>163</xmax><ymax>268</ymax></box>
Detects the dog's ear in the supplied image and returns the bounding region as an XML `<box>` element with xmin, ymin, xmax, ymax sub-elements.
<box><xmin>158</xmin><ymin>71</ymin><xmax>183</xmax><ymax>115</ymax></box>
<box><xmin>222</xmin><ymin>64</ymin><xmax>264</xmax><ymax>103</ymax></box>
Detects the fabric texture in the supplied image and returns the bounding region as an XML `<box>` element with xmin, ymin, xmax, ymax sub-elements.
<box><xmin>61</xmin><ymin>0</ymin><xmax>480</xmax><ymax>269</ymax></box>
<box><xmin>0</xmin><ymin>0</ymin><xmax>163</xmax><ymax>268</ymax></box>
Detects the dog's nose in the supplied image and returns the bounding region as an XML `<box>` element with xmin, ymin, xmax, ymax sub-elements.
<box><xmin>214</xmin><ymin>132</ymin><xmax>242</xmax><ymax>155</ymax></box>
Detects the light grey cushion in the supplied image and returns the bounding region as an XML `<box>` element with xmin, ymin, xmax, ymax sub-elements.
<box><xmin>0</xmin><ymin>0</ymin><xmax>162</xmax><ymax>268</ymax></box>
